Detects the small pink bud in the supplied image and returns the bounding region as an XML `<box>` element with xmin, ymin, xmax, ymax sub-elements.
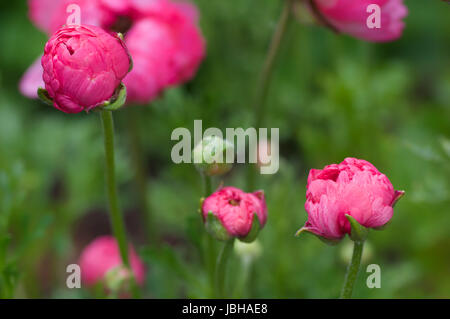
<box><xmin>297</xmin><ymin>157</ymin><xmax>404</xmax><ymax>242</ymax></box>
<box><xmin>202</xmin><ymin>187</ymin><xmax>267</xmax><ymax>242</ymax></box>
<box><xmin>79</xmin><ymin>236</ymin><xmax>145</xmax><ymax>289</ymax></box>
<box><xmin>41</xmin><ymin>24</ymin><xmax>131</xmax><ymax>113</ymax></box>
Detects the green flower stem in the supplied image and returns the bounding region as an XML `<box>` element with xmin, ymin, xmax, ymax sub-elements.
<box><xmin>203</xmin><ymin>173</ymin><xmax>212</xmax><ymax>198</ymax></box>
<box><xmin>253</xmin><ymin>0</ymin><xmax>294</xmax><ymax>128</ymax></box>
<box><xmin>205</xmin><ymin>233</ymin><xmax>216</xmax><ymax>297</ymax></box>
<box><xmin>202</xmin><ymin>173</ymin><xmax>216</xmax><ymax>296</ymax></box>
<box><xmin>248</xmin><ymin>0</ymin><xmax>294</xmax><ymax>190</ymax></box>
<box><xmin>101</xmin><ymin>110</ymin><xmax>141</xmax><ymax>298</ymax></box>
<box><xmin>215</xmin><ymin>239</ymin><xmax>235</xmax><ymax>298</ymax></box>
<box><xmin>340</xmin><ymin>240</ymin><xmax>365</xmax><ymax>299</ymax></box>
<box><xmin>100</xmin><ymin>110</ymin><xmax>130</xmax><ymax>267</ymax></box>
<box><xmin>233</xmin><ymin>258</ymin><xmax>252</xmax><ymax>298</ymax></box>
<box><xmin>126</xmin><ymin>107</ymin><xmax>156</xmax><ymax>243</ymax></box>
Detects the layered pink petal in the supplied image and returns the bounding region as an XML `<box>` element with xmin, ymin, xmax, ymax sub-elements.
<box><xmin>202</xmin><ymin>187</ymin><xmax>267</xmax><ymax>238</ymax></box>
<box><xmin>302</xmin><ymin>157</ymin><xmax>402</xmax><ymax>240</ymax></box>
<box><xmin>24</xmin><ymin>0</ymin><xmax>205</xmax><ymax>105</ymax></box>
<box><xmin>123</xmin><ymin>1</ymin><xmax>205</xmax><ymax>104</ymax></box>
<box><xmin>42</xmin><ymin>25</ymin><xmax>131</xmax><ymax>113</ymax></box>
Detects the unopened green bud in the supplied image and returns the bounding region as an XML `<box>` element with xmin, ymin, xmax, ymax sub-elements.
<box><xmin>193</xmin><ymin>135</ymin><xmax>234</xmax><ymax>176</ymax></box>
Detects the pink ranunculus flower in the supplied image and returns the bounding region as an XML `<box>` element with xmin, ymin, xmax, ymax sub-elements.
<box><xmin>22</xmin><ymin>0</ymin><xmax>205</xmax><ymax>105</ymax></box>
<box><xmin>202</xmin><ymin>187</ymin><xmax>267</xmax><ymax>241</ymax></box>
<box><xmin>29</xmin><ymin>0</ymin><xmax>117</xmax><ymax>36</ymax></box>
<box><xmin>41</xmin><ymin>24</ymin><xmax>131</xmax><ymax>113</ymax></box>
<box><xmin>298</xmin><ymin>158</ymin><xmax>404</xmax><ymax>241</ymax></box>
<box><xmin>79</xmin><ymin>236</ymin><xmax>146</xmax><ymax>287</ymax></box>
<box><xmin>312</xmin><ymin>0</ymin><xmax>408</xmax><ymax>42</ymax></box>
<box><xmin>123</xmin><ymin>5</ymin><xmax>205</xmax><ymax>103</ymax></box>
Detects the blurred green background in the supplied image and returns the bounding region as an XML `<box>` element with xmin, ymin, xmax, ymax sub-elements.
<box><xmin>0</xmin><ymin>0</ymin><xmax>449</xmax><ymax>298</ymax></box>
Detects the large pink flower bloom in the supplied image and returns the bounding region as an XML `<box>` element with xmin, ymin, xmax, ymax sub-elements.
<box><xmin>299</xmin><ymin>158</ymin><xmax>404</xmax><ymax>240</ymax></box>
<box><xmin>79</xmin><ymin>236</ymin><xmax>146</xmax><ymax>286</ymax></box>
<box><xmin>22</xmin><ymin>0</ymin><xmax>205</xmax><ymax>104</ymax></box>
<box><xmin>41</xmin><ymin>25</ymin><xmax>131</xmax><ymax>113</ymax></box>
<box><xmin>202</xmin><ymin>187</ymin><xmax>267</xmax><ymax>239</ymax></box>
<box><xmin>312</xmin><ymin>0</ymin><xmax>408</xmax><ymax>42</ymax></box>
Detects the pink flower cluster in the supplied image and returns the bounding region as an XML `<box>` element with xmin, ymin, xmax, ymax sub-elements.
<box><xmin>312</xmin><ymin>0</ymin><xmax>408</xmax><ymax>42</ymax></box>
<box><xmin>299</xmin><ymin>158</ymin><xmax>404</xmax><ymax>241</ymax></box>
<box><xmin>202</xmin><ymin>187</ymin><xmax>267</xmax><ymax>240</ymax></box>
<box><xmin>79</xmin><ymin>236</ymin><xmax>146</xmax><ymax>287</ymax></box>
<box><xmin>21</xmin><ymin>0</ymin><xmax>205</xmax><ymax>104</ymax></box>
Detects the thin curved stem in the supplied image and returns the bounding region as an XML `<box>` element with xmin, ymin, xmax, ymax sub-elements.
<box><xmin>253</xmin><ymin>0</ymin><xmax>294</xmax><ymax>129</ymax></box>
<box><xmin>339</xmin><ymin>240</ymin><xmax>364</xmax><ymax>298</ymax></box>
<box><xmin>248</xmin><ymin>0</ymin><xmax>294</xmax><ymax>190</ymax></box>
<box><xmin>214</xmin><ymin>239</ymin><xmax>235</xmax><ymax>298</ymax></box>
<box><xmin>100</xmin><ymin>110</ymin><xmax>130</xmax><ymax>266</ymax></box>
<box><xmin>203</xmin><ymin>173</ymin><xmax>212</xmax><ymax>198</ymax></box>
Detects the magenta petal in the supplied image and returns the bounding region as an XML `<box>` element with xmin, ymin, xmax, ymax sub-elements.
<box><xmin>302</xmin><ymin>157</ymin><xmax>401</xmax><ymax>241</ymax></box>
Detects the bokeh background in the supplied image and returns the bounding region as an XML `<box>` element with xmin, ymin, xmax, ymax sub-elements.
<box><xmin>0</xmin><ymin>0</ymin><xmax>449</xmax><ymax>298</ymax></box>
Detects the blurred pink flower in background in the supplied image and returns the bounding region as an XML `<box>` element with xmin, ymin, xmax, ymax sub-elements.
<box><xmin>19</xmin><ymin>56</ymin><xmax>45</xmax><ymax>98</ymax></box>
<box><xmin>22</xmin><ymin>0</ymin><xmax>205</xmax><ymax>104</ymax></box>
<box><xmin>312</xmin><ymin>0</ymin><xmax>408</xmax><ymax>42</ymax></box>
<box><xmin>41</xmin><ymin>25</ymin><xmax>131</xmax><ymax>113</ymax></box>
<box><xmin>299</xmin><ymin>157</ymin><xmax>404</xmax><ymax>240</ymax></box>
<box><xmin>202</xmin><ymin>187</ymin><xmax>267</xmax><ymax>240</ymax></box>
<box><xmin>79</xmin><ymin>236</ymin><xmax>146</xmax><ymax>287</ymax></box>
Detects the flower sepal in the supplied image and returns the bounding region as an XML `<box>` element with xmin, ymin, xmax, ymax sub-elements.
<box><xmin>37</xmin><ymin>87</ymin><xmax>53</xmax><ymax>106</ymax></box>
<box><xmin>205</xmin><ymin>211</ymin><xmax>232</xmax><ymax>241</ymax></box>
<box><xmin>104</xmin><ymin>265</ymin><xmax>134</xmax><ymax>293</ymax></box>
<box><xmin>295</xmin><ymin>227</ymin><xmax>341</xmax><ymax>246</ymax></box>
<box><xmin>238</xmin><ymin>213</ymin><xmax>260</xmax><ymax>243</ymax></box>
<box><xmin>345</xmin><ymin>214</ymin><xmax>368</xmax><ymax>243</ymax></box>
<box><xmin>193</xmin><ymin>136</ymin><xmax>235</xmax><ymax>177</ymax></box>
<box><xmin>392</xmin><ymin>190</ymin><xmax>405</xmax><ymax>207</ymax></box>
<box><xmin>101</xmin><ymin>83</ymin><xmax>127</xmax><ymax>111</ymax></box>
